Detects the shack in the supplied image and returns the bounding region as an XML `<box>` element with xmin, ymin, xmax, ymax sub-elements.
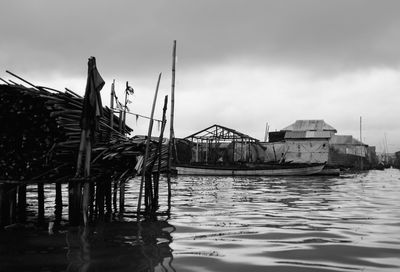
<box><xmin>263</xmin><ymin>120</ymin><xmax>336</xmax><ymax>164</ymax></box>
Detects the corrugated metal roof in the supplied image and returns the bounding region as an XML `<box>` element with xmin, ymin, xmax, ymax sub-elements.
<box><xmin>329</xmin><ymin>135</ymin><xmax>367</xmax><ymax>146</ymax></box>
<box><xmin>284</xmin><ymin>131</ymin><xmax>332</xmax><ymax>139</ymax></box>
<box><xmin>281</xmin><ymin>120</ymin><xmax>337</xmax><ymax>132</ymax></box>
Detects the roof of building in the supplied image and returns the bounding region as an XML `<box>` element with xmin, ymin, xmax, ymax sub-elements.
<box><xmin>284</xmin><ymin>131</ymin><xmax>333</xmax><ymax>139</ymax></box>
<box><xmin>281</xmin><ymin>120</ymin><xmax>337</xmax><ymax>133</ymax></box>
<box><xmin>329</xmin><ymin>135</ymin><xmax>367</xmax><ymax>146</ymax></box>
<box><xmin>184</xmin><ymin>124</ymin><xmax>259</xmax><ymax>142</ymax></box>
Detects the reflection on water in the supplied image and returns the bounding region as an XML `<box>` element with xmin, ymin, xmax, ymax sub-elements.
<box><xmin>0</xmin><ymin>219</ymin><xmax>175</xmax><ymax>272</ymax></box>
<box><xmin>1</xmin><ymin>169</ymin><xmax>400</xmax><ymax>271</ymax></box>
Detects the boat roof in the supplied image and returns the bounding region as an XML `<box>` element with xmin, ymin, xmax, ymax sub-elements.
<box><xmin>184</xmin><ymin>124</ymin><xmax>259</xmax><ymax>142</ymax></box>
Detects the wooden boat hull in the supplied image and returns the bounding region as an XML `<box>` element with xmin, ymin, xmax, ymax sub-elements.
<box><xmin>175</xmin><ymin>164</ymin><xmax>324</xmax><ymax>176</ymax></box>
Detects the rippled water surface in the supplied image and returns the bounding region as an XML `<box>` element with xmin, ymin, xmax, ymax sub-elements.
<box><xmin>1</xmin><ymin>169</ymin><xmax>400</xmax><ymax>271</ymax></box>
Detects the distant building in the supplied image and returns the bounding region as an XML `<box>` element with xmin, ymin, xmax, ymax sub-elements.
<box><xmin>328</xmin><ymin>135</ymin><xmax>368</xmax><ymax>169</ymax></box>
<box><xmin>265</xmin><ymin>119</ymin><xmax>378</xmax><ymax>169</ymax></box>
<box><xmin>263</xmin><ymin>120</ymin><xmax>336</xmax><ymax>164</ymax></box>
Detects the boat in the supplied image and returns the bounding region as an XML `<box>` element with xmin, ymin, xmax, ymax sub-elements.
<box><xmin>175</xmin><ymin>163</ymin><xmax>325</xmax><ymax>176</ymax></box>
<box><xmin>173</xmin><ymin>124</ymin><xmax>324</xmax><ymax>176</ymax></box>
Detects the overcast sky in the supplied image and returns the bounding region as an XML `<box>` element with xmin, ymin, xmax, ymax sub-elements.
<box><xmin>1</xmin><ymin>0</ymin><xmax>399</xmax><ymax>152</ymax></box>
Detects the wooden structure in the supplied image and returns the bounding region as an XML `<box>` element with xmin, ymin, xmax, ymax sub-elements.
<box><xmin>184</xmin><ymin>124</ymin><xmax>259</xmax><ymax>164</ymax></box>
<box><xmin>0</xmin><ymin>72</ymin><xmax>169</xmax><ymax>228</ymax></box>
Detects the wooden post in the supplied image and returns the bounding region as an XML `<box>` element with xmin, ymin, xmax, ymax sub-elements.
<box><xmin>68</xmin><ymin>179</ymin><xmax>81</xmax><ymax>226</ymax></box>
<box><xmin>55</xmin><ymin>183</ymin><xmax>62</xmax><ymax>226</ymax></box>
<box><xmin>167</xmin><ymin>40</ymin><xmax>177</xmax><ymax>211</ymax></box>
<box><xmin>122</xmin><ymin>81</ymin><xmax>129</xmax><ymax>134</ymax></box>
<box><xmin>153</xmin><ymin>95</ymin><xmax>169</xmax><ymax>210</ymax></box>
<box><xmin>119</xmin><ymin>179</ymin><xmax>125</xmax><ymax>214</ymax></box>
<box><xmin>8</xmin><ymin>186</ymin><xmax>16</xmax><ymax>224</ymax></box>
<box><xmin>17</xmin><ymin>184</ymin><xmax>27</xmax><ymax>223</ymax></box>
<box><xmin>38</xmin><ymin>183</ymin><xmax>45</xmax><ymax>225</ymax></box>
<box><xmin>113</xmin><ymin>179</ymin><xmax>118</xmax><ymax>213</ymax></box>
<box><xmin>82</xmin><ymin>130</ymin><xmax>92</xmax><ymax>225</ymax></box>
<box><xmin>96</xmin><ymin>178</ymin><xmax>105</xmax><ymax>218</ymax></box>
<box><xmin>0</xmin><ymin>184</ymin><xmax>10</xmax><ymax>227</ymax></box>
<box><xmin>105</xmin><ymin>176</ymin><xmax>112</xmax><ymax>216</ymax></box>
<box><xmin>137</xmin><ymin>73</ymin><xmax>162</xmax><ymax>218</ymax></box>
<box><xmin>118</xmin><ymin>110</ymin><xmax>123</xmax><ymax>133</ymax></box>
<box><xmin>110</xmin><ymin>80</ymin><xmax>115</xmax><ymax>138</ymax></box>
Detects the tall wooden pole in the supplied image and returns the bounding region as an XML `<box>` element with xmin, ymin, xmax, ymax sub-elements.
<box><xmin>38</xmin><ymin>183</ymin><xmax>44</xmax><ymax>225</ymax></box>
<box><xmin>82</xmin><ymin>130</ymin><xmax>92</xmax><ymax>225</ymax></box>
<box><xmin>110</xmin><ymin>80</ymin><xmax>115</xmax><ymax>137</ymax></box>
<box><xmin>122</xmin><ymin>81</ymin><xmax>129</xmax><ymax>133</ymax></box>
<box><xmin>153</xmin><ymin>95</ymin><xmax>168</xmax><ymax>210</ymax></box>
<box><xmin>360</xmin><ymin>116</ymin><xmax>364</xmax><ymax>170</ymax></box>
<box><xmin>167</xmin><ymin>40</ymin><xmax>176</xmax><ymax>211</ymax></box>
<box><xmin>137</xmin><ymin>73</ymin><xmax>162</xmax><ymax>218</ymax></box>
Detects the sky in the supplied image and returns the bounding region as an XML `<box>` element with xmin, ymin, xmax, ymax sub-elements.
<box><xmin>1</xmin><ymin>0</ymin><xmax>399</xmax><ymax>152</ymax></box>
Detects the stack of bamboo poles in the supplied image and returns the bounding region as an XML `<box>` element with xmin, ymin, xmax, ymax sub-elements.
<box><xmin>0</xmin><ymin>82</ymin><xmax>171</xmax><ymax>227</ymax></box>
<box><xmin>0</xmin><ymin>83</ymin><xmax>136</xmax><ymax>182</ymax></box>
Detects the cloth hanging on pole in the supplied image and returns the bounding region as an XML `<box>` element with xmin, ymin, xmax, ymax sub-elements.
<box><xmin>80</xmin><ymin>56</ymin><xmax>105</xmax><ymax>132</ymax></box>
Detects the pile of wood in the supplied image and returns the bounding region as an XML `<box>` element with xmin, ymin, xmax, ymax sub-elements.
<box><xmin>0</xmin><ymin>83</ymin><xmax>165</xmax><ymax>182</ymax></box>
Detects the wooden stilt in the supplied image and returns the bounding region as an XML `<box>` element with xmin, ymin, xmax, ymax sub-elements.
<box><xmin>137</xmin><ymin>73</ymin><xmax>162</xmax><ymax>218</ymax></box>
<box><xmin>55</xmin><ymin>183</ymin><xmax>62</xmax><ymax>226</ymax></box>
<box><xmin>38</xmin><ymin>183</ymin><xmax>45</xmax><ymax>225</ymax></box>
<box><xmin>82</xmin><ymin>130</ymin><xmax>92</xmax><ymax>225</ymax></box>
<box><xmin>9</xmin><ymin>186</ymin><xmax>17</xmax><ymax>224</ymax></box>
<box><xmin>113</xmin><ymin>179</ymin><xmax>118</xmax><ymax>213</ymax></box>
<box><xmin>105</xmin><ymin>176</ymin><xmax>112</xmax><ymax>216</ymax></box>
<box><xmin>96</xmin><ymin>178</ymin><xmax>105</xmax><ymax>218</ymax></box>
<box><xmin>0</xmin><ymin>184</ymin><xmax>10</xmax><ymax>227</ymax></box>
<box><xmin>144</xmin><ymin>173</ymin><xmax>153</xmax><ymax>213</ymax></box>
<box><xmin>89</xmin><ymin>180</ymin><xmax>95</xmax><ymax>220</ymax></box>
<box><xmin>153</xmin><ymin>95</ymin><xmax>169</xmax><ymax>211</ymax></box>
<box><xmin>17</xmin><ymin>184</ymin><xmax>27</xmax><ymax>223</ymax></box>
<box><xmin>68</xmin><ymin>180</ymin><xmax>81</xmax><ymax>226</ymax></box>
<box><xmin>119</xmin><ymin>179</ymin><xmax>125</xmax><ymax>213</ymax></box>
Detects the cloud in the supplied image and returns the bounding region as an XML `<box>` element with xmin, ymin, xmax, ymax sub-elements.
<box><xmin>1</xmin><ymin>0</ymin><xmax>400</xmax><ymax>152</ymax></box>
<box><xmin>2</xmin><ymin>0</ymin><xmax>400</xmax><ymax>77</ymax></box>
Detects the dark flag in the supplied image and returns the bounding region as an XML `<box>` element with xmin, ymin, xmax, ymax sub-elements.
<box><xmin>80</xmin><ymin>56</ymin><xmax>105</xmax><ymax>132</ymax></box>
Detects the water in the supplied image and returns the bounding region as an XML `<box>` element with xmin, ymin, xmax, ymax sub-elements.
<box><xmin>1</xmin><ymin>169</ymin><xmax>400</xmax><ymax>271</ymax></box>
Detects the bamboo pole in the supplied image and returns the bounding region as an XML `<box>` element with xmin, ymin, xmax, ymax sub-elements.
<box><xmin>0</xmin><ymin>185</ymin><xmax>10</xmax><ymax>227</ymax></box>
<box><xmin>110</xmin><ymin>80</ymin><xmax>115</xmax><ymax>138</ymax></box>
<box><xmin>122</xmin><ymin>82</ymin><xmax>129</xmax><ymax>133</ymax></box>
<box><xmin>38</xmin><ymin>183</ymin><xmax>45</xmax><ymax>225</ymax></box>
<box><xmin>137</xmin><ymin>73</ymin><xmax>162</xmax><ymax>218</ymax></box>
<box><xmin>82</xmin><ymin>130</ymin><xmax>92</xmax><ymax>225</ymax></box>
<box><xmin>167</xmin><ymin>40</ymin><xmax>177</xmax><ymax>211</ymax></box>
<box><xmin>119</xmin><ymin>178</ymin><xmax>125</xmax><ymax>214</ymax></box>
<box><xmin>17</xmin><ymin>184</ymin><xmax>26</xmax><ymax>223</ymax></box>
<box><xmin>9</xmin><ymin>186</ymin><xmax>17</xmax><ymax>224</ymax></box>
<box><xmin>55</xmin><ymin>183</ymin><xmax>62</xmax><ymax>226</ymax></box>
<box><xmin>153</xmin><ymin>95</ymin><xmax>168</xmax><ymax>210</ymax></box>
<box><xmin>0</xmin><ymin>77</ymin><xmax>10</xmax><ymax>85</ymax></box>
<box><xmin>105</xmin><ymin>176</ymin><xmax>112</xmax><ymax>216</ymax></box>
